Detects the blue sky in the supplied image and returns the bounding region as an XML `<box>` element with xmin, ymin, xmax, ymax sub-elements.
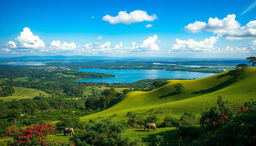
<box><xmin>0</xmin><ymin>0</ymin><xmax>256</xmax><ymax>58</ymax></box>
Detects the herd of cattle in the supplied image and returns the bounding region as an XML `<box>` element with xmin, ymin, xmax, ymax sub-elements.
<box><xmin>63</xmin><ymin>122</ymin><xmax>157</xmax><ymax>136</ymax></box>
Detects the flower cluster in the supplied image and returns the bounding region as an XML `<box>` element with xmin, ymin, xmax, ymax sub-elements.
<box><xmin>6</xmin><ymin>123</ymin><xmax>57</xmax><ymax>146</ymax></box>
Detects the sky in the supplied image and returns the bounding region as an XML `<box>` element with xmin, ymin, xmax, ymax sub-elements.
<box><xmin>0</xmin><ymin>0</ymin><xmax>256</xmax><ymax>58</ymax></box>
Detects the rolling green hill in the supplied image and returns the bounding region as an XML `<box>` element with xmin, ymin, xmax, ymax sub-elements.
<box><xmin>81</xmin><ymin>67</ymin><xmax>256</xmax><ymax>121</ymax></box>
<box><xmin>0</xmin><ymin>86</ymin><xmax>50</xmax><ymax>101</ymax></box>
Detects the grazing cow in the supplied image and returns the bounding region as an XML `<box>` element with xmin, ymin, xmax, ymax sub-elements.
<box><xmin>64</xmin><ymin>128</ymin><xmax>75</xmax><ymax>136</ymax></box>
<box><xmin>144</xmin><ymin>123</ymin><xmax>157</xmax><ymax>131</ymax></box>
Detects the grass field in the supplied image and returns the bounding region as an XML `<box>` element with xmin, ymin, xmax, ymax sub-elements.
<box><xmin>0</xmin><ymin>86</ymin><xmax>50</xmax><ymax>101</ymax></box>
<box><xmin>81</xmin><ymin>67</ymin><xmax>256</xmax><ymax>121</ymax></box>
<box><xmin>122</xmin><ymin>127</ymin><xmax>177</xmax><ymax>145</ymax></box>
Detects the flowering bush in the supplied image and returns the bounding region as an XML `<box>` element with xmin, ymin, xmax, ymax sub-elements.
<box><xmin>200</xmin><ymin>96</ymin><xmax>231</xmax><ymax>130</ymax></box>
<box><xmin>6</xmin><ymin>123</ymin><xmax>57</xmax><ymax>146</ymax></box>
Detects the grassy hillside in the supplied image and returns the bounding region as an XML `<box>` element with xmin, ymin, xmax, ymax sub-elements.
<box><xmin>81</xmin><ymin>67</ymin><xmax>256</xmax><ymax>121</ymax></box>
<box><xmin>0</xmin><ymin>86</ymin><xmax>50</xmax><ymax>101</ymax></box>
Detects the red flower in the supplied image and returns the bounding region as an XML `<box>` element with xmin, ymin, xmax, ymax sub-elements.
<box><xmin>241</xmin><ymin>106</ymin><xmax>247</xmax><ymax>111</ymax></box>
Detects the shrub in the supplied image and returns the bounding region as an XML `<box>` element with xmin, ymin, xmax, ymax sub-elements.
<box><xmin>180</xmin><ymin>112</ymin><xmax>196</xmax><ymax>127</ymax></box>
<box><xmin>198</xmin><ymin>109</ymin><xmax>256</xmax><ymax>146</ymax></box>
<box><xmin>200</xmin><ymin>96</ymin><xmax>231</xmax><ymax>130</ymax></box>
<box><xmin>6</xmin><ymin>123</ymin><xmax>57</xmax><ymax>145</ymax></box>
<box><xmin>163</xmin><ymin>116</ymin><xmax>180</xmax><ymax>127</ymax></box>
<box><xmin>151</xmin><ymin>135</ymin><xmax>164</xmax><ymax>146</ymax></box>
<box><xmin>71</xmin><ymin>120</ymin><xmax>137</xmax><ymax>146</ymax></box>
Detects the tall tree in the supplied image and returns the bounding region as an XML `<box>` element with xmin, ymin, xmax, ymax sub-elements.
<box><xmin>246</xmin><ymin>57</ymin><xmax>256</xmax><ymax>66</ymax></box>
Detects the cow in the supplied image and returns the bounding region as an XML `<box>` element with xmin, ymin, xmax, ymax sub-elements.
<box><xmin>64</xmin><ymin>128</ymin><xmax>75</xmax><ymax>136</ymax></box>
<box><xmin>144</xmin><ymin>123</ymin><xmax>157</xmax><ymax>131</ymax></box>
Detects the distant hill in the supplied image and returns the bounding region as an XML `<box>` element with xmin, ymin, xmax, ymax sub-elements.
<box><xmin>81</xmin><ymin>67</ymin><xmax>256</xmax><ymax>121</ymax></box>
<box><xmin>0</xmin><ymin>86</ymin><xmax>50</xmax><ymax>101</ymax></box>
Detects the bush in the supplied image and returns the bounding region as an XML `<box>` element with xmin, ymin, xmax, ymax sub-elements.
<box><xmin>200</xmin><ymin>96</ymin><xmax>231</xmax><ymax>130</ymax></box>
<box><xmin>151</xmin><ymin>135</ymin><xmax>164</xmax><ymax>146</ymax></box>
<box><xmin>198</xmin><ymin>109</ymin><xmax>256</xmax><ymax>146</ymax></box>
<box><xmin>163</xmin><ymin>116</ymin><xmax>180</xmax><ymax>127</ymax></box>
<box><xmin>145</xmin><ymin>115</ymin><xmax>158</xmax><ymax>123</ymax></box>
<box><xmin>71</xmin><ymin>120</ymin><xmax>137</xmax><ymax>146</ymax></box>
<box><xmin>6</xmin><ymin>123</ymin><xmax>57</xmax><ymax>145</ymax></box>
<box><xmin>180</xmin><ymin>112</ymin><xmax>196</xmax><ymax>127</ymax></box>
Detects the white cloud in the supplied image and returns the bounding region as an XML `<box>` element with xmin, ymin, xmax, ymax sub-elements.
<box><xmin>50</xmin><ymin>40</ymin><xmax>76</xmax><ymax>50</ymax></box>
<box><xmin>172</xmin><ymin>36</ymin><xmax>218</xmax><ymax>51</ymax></box>
<box><xmin>17</xmin><ymin>27</ymin><xmax>45</xmax><ymax>49</ymax></box>
<box><xmin>185</xmin><ymin>21</ymin><xmax>206</xmax><ymax>33</ymax></box>
<box><xmin>103</xmin><ymin>10</ymin><xmax>157</xmax><ymax>24</ymax></box>
<box><xmin>145</xmin><ymin>24</ymin><xmax>153</xmax><ymax>28</ymax></box>
<box><xmin>185</xmin><ymin>14</ymin><xmax>256</xmax><ymax>40</ymax></box>
<box><xmin>140</xmin><ymin>35</ymin><xmax>160</xmax><ymax>50</ymax></box>
<box><xmin>7</xmin><ymin>41</ymin><xmax>17</xmax><ymax>48</ymax></box>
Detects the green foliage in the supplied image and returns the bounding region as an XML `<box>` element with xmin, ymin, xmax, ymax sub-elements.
<box><xmin>198</xmin><ymin>110</ymin><xmax>256</xmax><ymax>146</ymax></box>
<box><xmin>247</xmin><ymin>56</ymin><xmax>256</xmax><ymax>66</ymax></box>
<box><xmin>151</xmin><ymin>135</ymin><xmax>164</xmax><ymax>146</ymax></box>
<box><xmin>163</xmin><ymin>116</ymin><xmax>180</xmax><ymax>127</ymax></box>
<box><xmin>126</xmin><ymin>112</ymin><xmax>137</xmax><ymax>127</ymax></box>
<box><xmin>152</xmin><ymin>81</ymin><xmax>168</xmax><ymax>88</ymax></box>
<box><xmin>236</xmin><ymin>63</ymin><xmax>248</xmax><ymax>69</ymax></box>
<box><xmin>0</xmin><ymin>85</ymin><xmax>14</xmax><ymax>97</ymax></box>
<box><xmin>56</xmin><ymin>116</ymin><xmax>84</xmax><ymax>131</ymax></box>
<box><xmin>145</xmin><ymin>115</ymin><xmax>158</xmax><ymax>123</ymax></box>
<box><xmin>180</xmin><ymin>112</ymin><xmax>196</xmax><ymax>127</ymax></box>
<box><xmin>71</xmin><ymin>120</ymin><xmax>137</xmax><ymax>146</ymax></box>
<box><xmin>174</xmin><ymin>83</ymin><xmax>184</xmax><ymax>94</ymax></box>
<box><xmin>200</xmin><ymin>96</ymin><xmax>231</xmax><ymax>130</ymax></box>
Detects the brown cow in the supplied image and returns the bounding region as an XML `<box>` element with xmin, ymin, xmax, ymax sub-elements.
<box><xmin>144</xmin><ymin>123</ymin><xmax>157</xmax><ymax>131</ymax></box>
<box><xmin>64</xmin><ymin>128</ymin><xmax>75</xmax><ymax>136</ymax></box>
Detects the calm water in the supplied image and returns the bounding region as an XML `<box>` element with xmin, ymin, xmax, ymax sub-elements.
<box><xmin>79</xmin><ymin>68</ymin><xmax>215</xmax><ymax>83</ymax></box>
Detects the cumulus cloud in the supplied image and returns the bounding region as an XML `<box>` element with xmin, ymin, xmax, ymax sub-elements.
<box><xmin>172</xmin><ymin>36</ymin><xmax>218</xmax><ymax>51</ymax></box>
<box><xmin>103</xmin><ymin>10</ymin><xmax>157</xmax><ymax>24</ymax></box>
<box><xmin>140</xmin><ymin>35</ymin><xmax>160</xmax><ymax>50</ymax></box>
<box><xmin>145</xmin><ymin>24</ymin><xmax>153</xmax><ymax>28</ymax></box>
<box><xmin>16</xmin><ymin>27</ymin><xmax>45</xmax><ymax>49</ymax></box>
<box><xmin>50</xmin><ymin>40</ymin><xmax>76</xmax><ymax>51</ymax></box>
<box><xmin>82</xmin><ymin>35</ymin><xmax>160</xmax><ymax>55</ymax></box>
<box><xmin>185</xmin><ymin>14</ymin><xmax>256</xmax><ymax>40</ymax></box>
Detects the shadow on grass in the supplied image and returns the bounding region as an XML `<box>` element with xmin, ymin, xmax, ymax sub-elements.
<box><xmin>159</xmin><ymin>92</ymin><xmax>179</xmax><ymax>98</ymax></box>
<box><xmin>192</xmin><ymin>77</ymin><xmax>237</xmax><ymax>95</ymax></box>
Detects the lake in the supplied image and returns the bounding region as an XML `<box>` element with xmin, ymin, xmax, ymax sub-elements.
<box><xmin>79</xmin><ymin>68</ymin><xmax>216</xmax><ymax>83</ymax></box>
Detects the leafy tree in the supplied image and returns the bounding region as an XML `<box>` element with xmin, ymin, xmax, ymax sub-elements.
<box><xmin>0</xmin><ymin>85</ymin><xmax>14</xmax><ymax>97</ymax></box>
<box><xmin>174</xmin><ymin>83</ymin><xmax>184</xmax><ymax>94</ymax></box>
<box><xmin>236</xmin><ymin>63</ymin><xmax>248</xmax><ymax>69</ymax></box>
<box><xmin>247</xmin><ymin>56</ymin><xmax>256</xmax><ymax>66</ymax></box>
